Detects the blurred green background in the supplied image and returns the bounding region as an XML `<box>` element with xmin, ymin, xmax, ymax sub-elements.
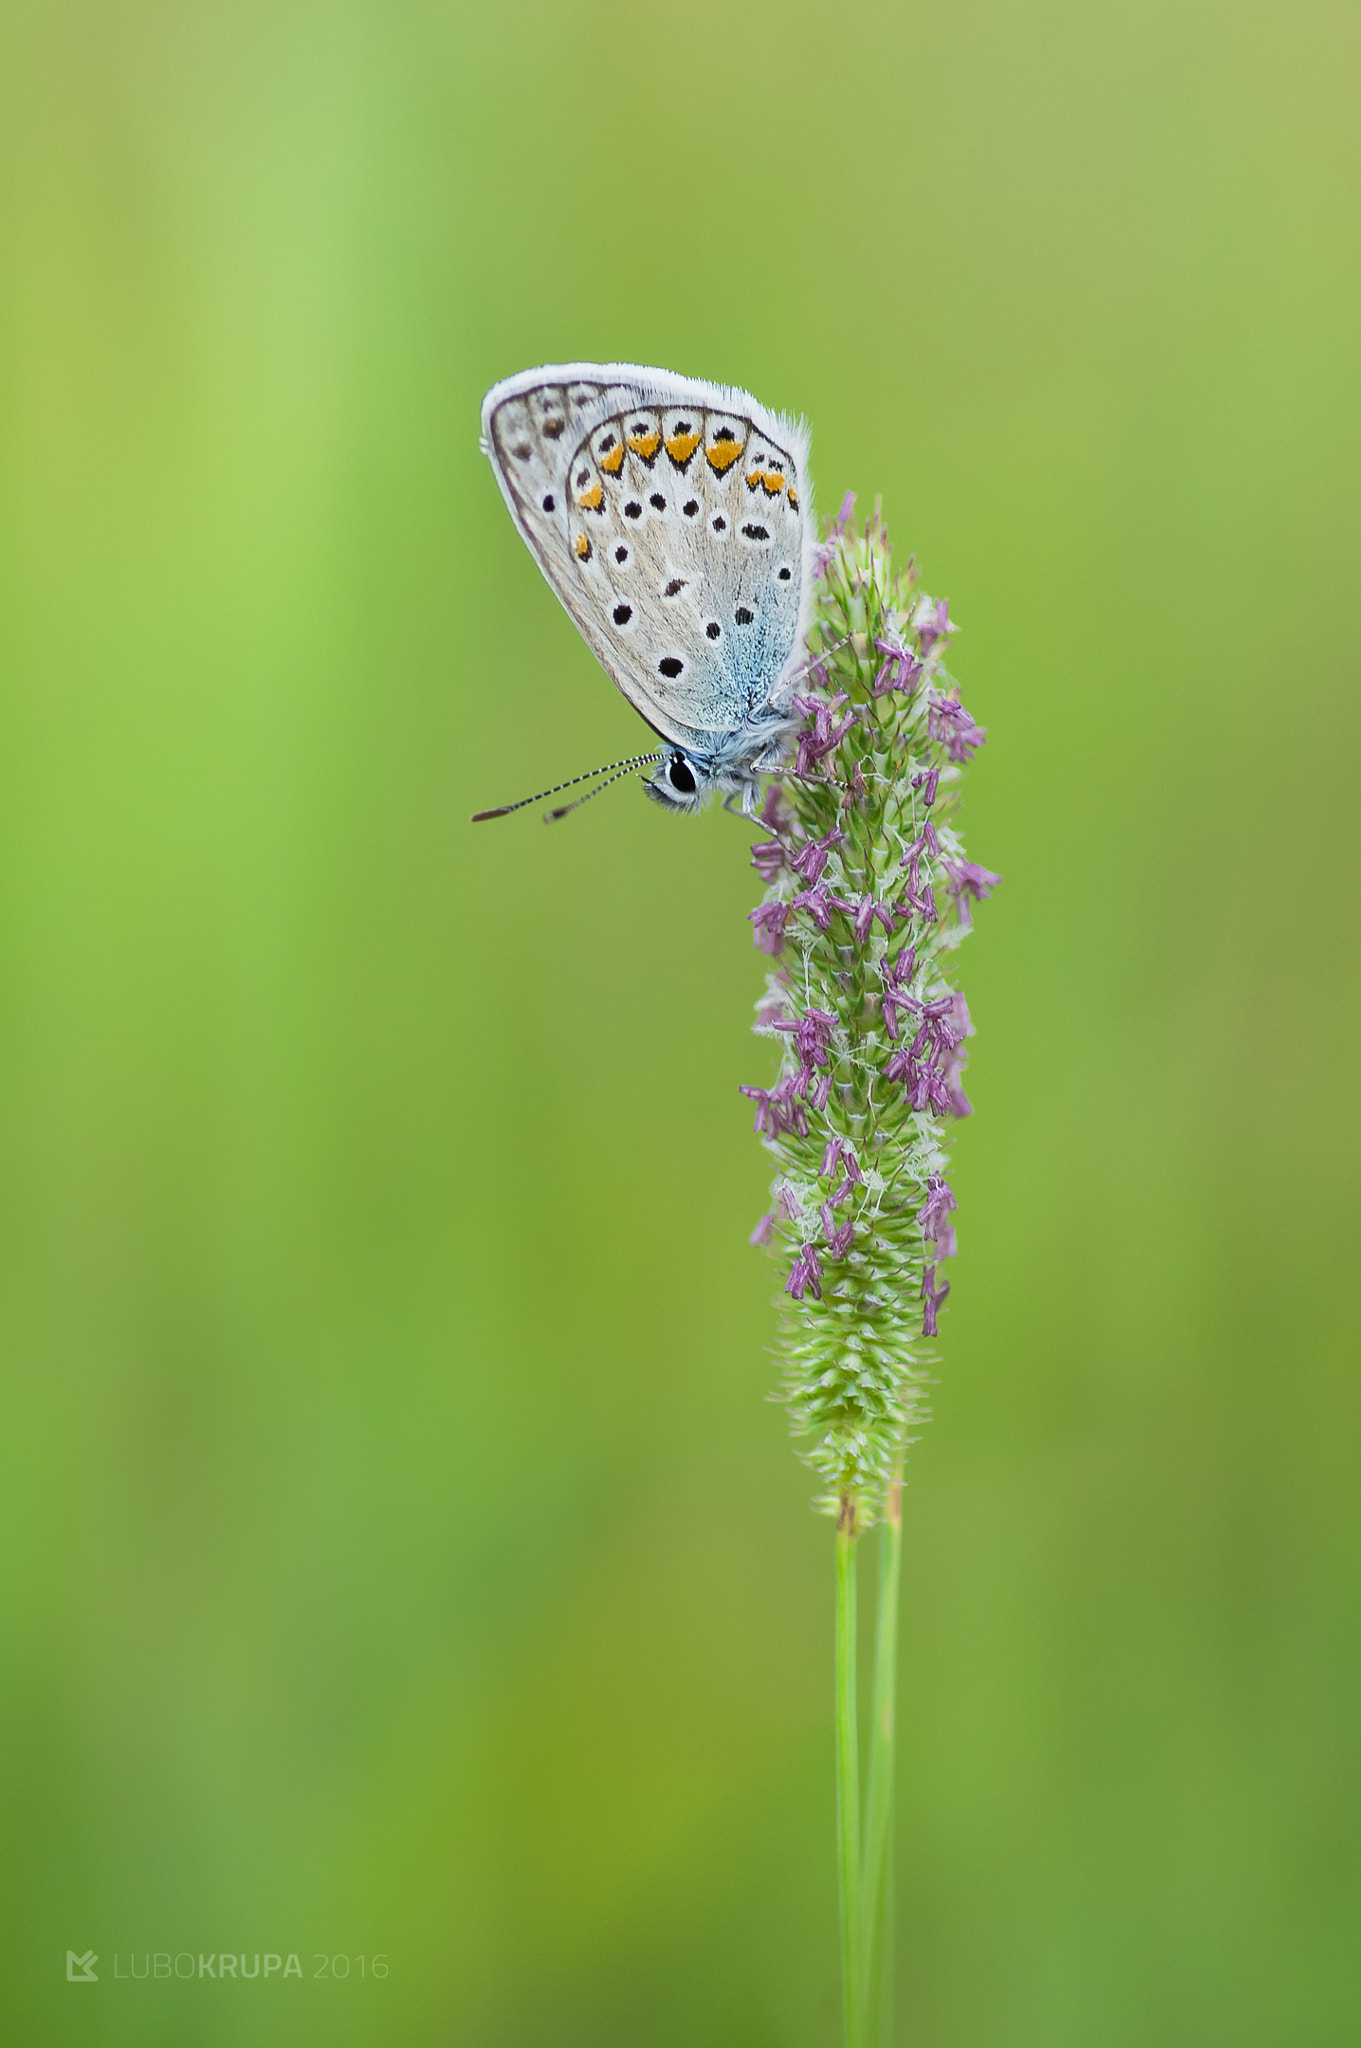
<box><xmin>2</xmin><ymin>0</ymin><xmax>1358</xmax><ymax>2042</ymax></box>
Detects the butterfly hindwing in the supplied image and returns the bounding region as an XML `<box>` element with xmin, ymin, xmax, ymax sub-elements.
<box><xmin>482</xmin><ymin>364</ymin><xmax>813</xmax><ymax>759</ymax></box>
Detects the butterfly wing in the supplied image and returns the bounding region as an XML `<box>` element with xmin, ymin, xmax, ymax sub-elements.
<box><xmin>481</xmin><ymin>363</ymin><xmax>815</xmax><ymax>759</ymax></box>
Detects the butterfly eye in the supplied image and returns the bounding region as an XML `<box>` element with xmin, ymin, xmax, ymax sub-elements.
<box><xmin>667</xmin><ymin>755</ymin><xmax>698</xmax><ymax>795</ymax></box>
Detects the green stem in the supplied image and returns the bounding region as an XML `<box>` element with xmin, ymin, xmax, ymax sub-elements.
<box><xmin>836</xmin><ymin>1507</ymin><xmax>864</xmax><ymax>2048</ymax></box>
<box><xmin>862</xmin><ymin>1475</ymin><xmax>903</xmax><ymax>2042</ymax></box>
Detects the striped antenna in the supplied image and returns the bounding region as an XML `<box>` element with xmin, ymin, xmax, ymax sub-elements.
<box><xmin>543</xmin><ymin>756</ymin><xmax>664</xmax><ymax>822</ymax></box>
<box><xmin>471</xmin><ymin>751</ymin><xmax>664</xmax><ymax>824</ymax></box>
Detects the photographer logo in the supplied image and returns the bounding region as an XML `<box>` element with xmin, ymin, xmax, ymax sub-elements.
<box><xmin>63</xmin><ymin>1948</ymin><xmax>386</xmax><ymax>1983</ymax></box>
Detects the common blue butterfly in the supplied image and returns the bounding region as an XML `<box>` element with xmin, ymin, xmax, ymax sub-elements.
<box><xmin>476</xmin><ymin>363</ymin><xmax>816</xmax><ymax>819</ymax></box>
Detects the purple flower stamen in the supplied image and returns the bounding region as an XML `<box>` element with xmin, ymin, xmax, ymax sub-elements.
<box><xmin>786</xmin><ymin>1242</ymin><xmax>824</xmax><ymax>1301</ymax></box>
<box><xmin>774</xmin><ymin>1005</ymin><xmax>837</xmax><ymax>1071</ymax></box>
<box><xmin>927</xmin><ymin>693</ymin><xmax>987</xmax><ymax>764</ymax></box>
<box><xmin>792</xmin><ymin>881</ymin><xmax>835</xmax><ymax>932</ymax></box>
<box><xmin>825</xmin><ymin>1218</ymin><xmax>855</xmax><ymax>1258</ymax></box>
<box><xmin>880</xmin><ymin>947</ymin><xmax>917</xmax><ymax>1037</ymax></box>
<box><xmin>749</xmin><ymin>900</ymin><xmax>790</xmax><ymax>956</ymax></box>
<box><xmin>871</xmin><ymin>637</ymin><xmax>924</xmax><ymax>699</ymax></box>
<box><xmin>900</xmin><ymin>826</ymin><xmax>940</xmax><ymax>873</ymax></box>
<box><xmin>831</xmin><ymin>491</ymin><xmax>856</xmax><ymax>536</ymax></box>
<box><xmin>921</xmin><ymin>1263</ymin><xmax>950</xmax><ymax>1336</ymax></box>
<box><xmin>918</xmin><ymin>1175</ymin><xmax>957</xmax><ymax>1245</ymax></box>
<box><xmin>789</xmin><ymin>827</ymin><xmax>846</xmax><ymax>886</ymax></box>
<box><xmin>759</xmin><ymin>783</ymin><xmax>788</xmax><ymax>833</ymax></box>
<box><xmin>916</xmin><ymin>598</ymin><xmax>956</xmax><ymax>656</ymax></box>
<box><xmin>944</xmin><ymin>860</ymin><xmax>1002</xmax><ymax>928</ymax></box>
<box><xmin>791</xmin><ymin>687</ymin><xmax>859</xmax><ymax>778</ymax></box>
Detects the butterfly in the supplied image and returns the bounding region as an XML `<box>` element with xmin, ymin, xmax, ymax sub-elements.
<box><xmin>475</xmin><ymin>362</ymin><xmax>816</xmax><ymax>820</ymax></box>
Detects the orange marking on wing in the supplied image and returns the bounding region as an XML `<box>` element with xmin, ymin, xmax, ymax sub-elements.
<box><xmin>627</xmin><ymin>429</ymin><xmax>660</xmax><ymax>460</ymax></box>
<box><xmin>575</xmin><ymin>534</ymin><xmax>592</xmax><ymax>559</ymax></box>
<box><xmin>706</xmin><ymin>436</ymin><xmax>743</xmax><ymax>473</ymax></box>
<box><xmin>666</xmin><ymin>430</ymin><xmax>701</xmax><ymax>466</ymax></box>
<box><xmin>576</xmin><ymin>483</ymin><xmax>604</xmax><ymax>511</ymax></box>
<box><xmin>599</xmin><ymin>443</ymin><xmax>625</xmax><ymax>475</ymax></box>
<box><xmin>787</xmin><ymin>485</ymin><xmax>799</xmax><ymax>508</ymax></box>
<box><xmin>761</xmin><ymin>470</ymin><xmax>786</xmax><ymax>495</ymax></box>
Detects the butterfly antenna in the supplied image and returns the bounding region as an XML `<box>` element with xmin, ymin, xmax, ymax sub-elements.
<box><xmin>543</xmin><ymin>757</ymin><xmax>661</xmax><ymax>822</ymax></box>
<box><xmin>471</xmin><ymin>751</ymin><xmax>663</xmax><ymax>823</ymax></box>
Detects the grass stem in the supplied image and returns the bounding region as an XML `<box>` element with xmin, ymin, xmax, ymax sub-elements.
<box><xmin>836</xmin><ymin>1509</ymin><xmax>864</xmax><ymax>2048</ymax></box>
<box><xmin>862</xmin><ymin>1475</ymin><xmax>903</xmax><ymax>2040</ymax></box>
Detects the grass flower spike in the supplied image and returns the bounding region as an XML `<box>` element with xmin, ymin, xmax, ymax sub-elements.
<box><xmin>741</xmin><ymin>498</ymin><xmax>998</xmax><ymax>2047</ymax></box>
<box><xmin>745</xmin><ymin>498</ymin><xmax>996</xmax><ymax>1527</ymax></box>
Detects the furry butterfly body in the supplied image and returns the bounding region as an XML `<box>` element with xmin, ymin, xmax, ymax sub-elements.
<box><xmin>480</xmin><ymin>363</ymin><xmax>816</xmax><ymax>813</ymax></box>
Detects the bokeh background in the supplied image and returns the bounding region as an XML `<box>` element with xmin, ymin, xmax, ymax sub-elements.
<box><xmin>3</xmin><ymin>0</ymin><xmax>1358</xmax><ymax>2042</ymax></box>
